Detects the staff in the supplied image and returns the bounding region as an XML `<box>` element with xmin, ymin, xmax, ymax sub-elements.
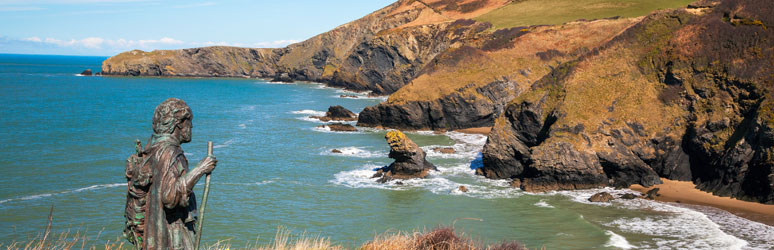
<box><xmin>195</xmin><ymin>141</ymin><xmax>213</xmax><ymax>250</ymax></box>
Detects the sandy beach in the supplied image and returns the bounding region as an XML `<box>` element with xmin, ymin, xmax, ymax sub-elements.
<box><xmin>455</xmin><ymin>127</ymin><xmax>492</xmax><ymax>135</ymax></box>
<box><xmin>630</xmin><ymin>178</ymin><xmax>774</xmax><ymax>226</ymax></box>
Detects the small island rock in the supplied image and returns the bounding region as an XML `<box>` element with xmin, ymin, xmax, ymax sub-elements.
<box><xmin>374</xmin><ymin>130</ymin><xmax>436</xmax><ymax>183</ymax></box>
<box><xmin>80</xmin><ymin>69</ymin><xmax>92</xmax><ymax>76</ymax></box>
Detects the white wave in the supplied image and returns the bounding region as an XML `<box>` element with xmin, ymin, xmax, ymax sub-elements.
<box><xmin>213</xmin><ymin>138</ymin><xmax>235</xmax><ymax>149</ymax></box>
<box><xmin>604</xmin><ymin>230</ymin><xmax>634</xmax><ymax>249</ymax></box>
<box><xmin>534</xmin><ymin>200</ymin><xmax>554</xmax><ymax>208</ymax></box>
<box><xmin>239</xmin><ymin>124</ymin><xmax>246</xmax><ymax>129</ymax></box>
<box><xmin>680</xmin><ymin>204</ymin><xmax>774</xmax><ymax>250</ymax></box>
<box><xmin>73</xmin><ymin>183</ymin><xmax>126</xmax><ymax>192</ymax></box>
<box><xmin>330</xmin><ymin>164</ymin><xmax>523</xmax><ymax>199</ymax></box>
<box><xmin>588</xmin><ymin>194</ymin><xmax>749</xmax><ymax>249</ymax></box>
<box><xmin>0</xmin><ymin>183</ymin><xmax>126</xmax><ymax>205</ymax></box>
<box><xmin>290</xmin><ymin>110</ymin><xmax>325</xmax><ymax>116</ymax></box>
<box><xmin>322</xmin><ymin>147</ymin><xmax>385</xmax><ymax>158</ymax></box>
<box><xmin>312</xmin><ymin>125</ymin><xmax>363</xmax><ymax>134</ymax></box>
<box><xmin>264</xmin><ymin>81</ymin><xmax>296</xmax><ymax>84</ymax></box>
<box><xmin>446</xmin><ymin>131</ymin><xmax>487</xmax><ymax>145</ymax></box>
<box><xmin>221</xmin><ymin>180</ymin><xmax>275</xmax><ymax>186</ymax></box>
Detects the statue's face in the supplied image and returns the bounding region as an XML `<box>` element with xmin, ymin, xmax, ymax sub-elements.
<box><xmin>179</xmin><ymin>118</ymin><xmax>192</xmax><ymax>143</ymax></box>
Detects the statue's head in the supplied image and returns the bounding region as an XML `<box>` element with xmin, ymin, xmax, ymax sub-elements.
<box><xmin>152</xmin><ymin>98</ymin><xmax>193</xmax><ymax>143</ymax></box>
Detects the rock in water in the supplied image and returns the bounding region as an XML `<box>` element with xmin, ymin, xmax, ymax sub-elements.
<box><xmin>458</xmin><ymin>186</ymin><xmax>469</xmax><ymax>193</ymax></box>
<box><xmin>433</xmin><ymin>147</ymin><xmax>456</xmax><ymax>154</ymax></box>
<box><xmin>326</xmin><ymin>105</ymin><xmax>357</xmax><ymax>121</ymax></box>
<box><xmin>80</xmin><ymin>69</ymin><xmax>92</xmax><ymax>76</ymax></box>
<box><xmin>588</xmin><ymin>192</ymin><xmax>615</xmax><ymax>202</ymax></box>
<box><xmin>311</xmin><ymin>105</ymin><xmax>358</xmax><ymax>122</ymax></box>
<box><xmin>620</xmin><ymin>193</ymin><xmax>638</xmax><ymax>200</ymax></box>
<box><xmin>331</xmin><ymin>149</ymin><xmax>343</xmax><ymax>154</ymax></box>
<box><xmin>272</xmin><ymin>72</ymin><xmax>293</xmax><ymax>83</ymax></box>
<box><xmin>375</xmin><ymin>130</ymin><xmax>436</xmax><ymax>182</ymax></box>
<box><xmin>318</xmin><ymin>123</ymin><xmax>357</xmax><ymax>132</ymax></box>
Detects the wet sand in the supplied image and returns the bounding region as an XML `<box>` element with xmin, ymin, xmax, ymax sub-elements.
<box><xmin>630</xmin><ymin>178</ymin><xmax>774</xmax><ymax>226</ymax></box>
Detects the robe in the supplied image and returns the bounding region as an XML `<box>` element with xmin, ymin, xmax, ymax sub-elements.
<box><xmin>143</xmin><ymin>137</ymin><xmax>198</xmax><ymax>250</ymax></box>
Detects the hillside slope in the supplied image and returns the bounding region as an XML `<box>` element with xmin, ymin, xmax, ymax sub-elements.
<box><xmin>479</xmin><ymin>0</ymin><xmax>774</xmax><ymax>203</ymax></box>
<box><xmin>101</xmin><ymin>0</ymin><xmax>511</xmax><ymax>95</ymax></box>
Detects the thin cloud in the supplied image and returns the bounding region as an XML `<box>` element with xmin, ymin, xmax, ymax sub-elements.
<box><xmin>172</xmin><ymin>2</ymin><xmax>215</xmax><ymax>8</ymax></box>
<box><xmin>23</xmin><ymin>36</ymin><xmax>184</xmax><ymax>50</ymax></box>
<box><xmin>0</xmin><ymin>6</ymin><xmax>43</xmax><ymax>11</ymax></box>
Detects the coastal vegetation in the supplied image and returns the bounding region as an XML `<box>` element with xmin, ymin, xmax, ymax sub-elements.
<box><xmin>2</xmin><ymin>226</ymin><xmax>528</xmax><ymax>250</ymax></box>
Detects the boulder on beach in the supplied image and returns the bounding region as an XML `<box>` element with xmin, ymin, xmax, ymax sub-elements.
<box><xmin>588</xmin><ymin>192</ymin><xmax>615</xmax><ymax>202</ymax></box>
<box><xmin>80</xmin><ymin>69</ymin><xmax>92</xmax><ymax>76</ymax></box>
<box><xmin>318</xmin><ymin>123</ymin><xmax>357</xmax><ymax>132</ymax></box>
<box><xmin>374</xmin><ymin>130</ymin><xmax>437</xmax><ymax>183</ymax></box>
<box><xmin>645</xmin><ymin>188</ymin><xmax>660</xmax><ymax>200</ymax></box>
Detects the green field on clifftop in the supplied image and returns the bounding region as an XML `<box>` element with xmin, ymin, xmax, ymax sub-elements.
<box><xmin>475</xmin><ymin>0</ymin><xmax>695</xmax><ymax>29</ymax></box>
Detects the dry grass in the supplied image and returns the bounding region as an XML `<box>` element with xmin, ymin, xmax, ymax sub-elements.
<box><xmin>2</xmin><ymin>227</ymin><xmax>529</xmax><ymax>250</ymax></box>
<box><xmin>360</xmin><ymin>226</ymin><xmax>526</xmax><ymax>250</ymax></box>
<box><xmin>388</xmin><ymin>17</ymin><xmax>639</xmax><ymax>103</ymax></box>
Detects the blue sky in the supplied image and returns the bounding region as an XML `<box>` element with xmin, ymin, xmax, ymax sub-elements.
<box><xmin>0</xmin><ymin>0</ymin><xmax>395</xmax><ymax>56</ymax></box>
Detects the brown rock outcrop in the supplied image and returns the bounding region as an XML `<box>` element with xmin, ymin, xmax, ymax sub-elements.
<box><xmin>375</xmin><ymin>130</ymin><xmax>436</xmax><ymax>182</ymax></box>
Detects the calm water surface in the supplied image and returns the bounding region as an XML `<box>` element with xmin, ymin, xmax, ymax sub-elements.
<box><xmin>0</xmin><ymin>54</ymin><xmax>771</xmax><ymax>249</ymax></box>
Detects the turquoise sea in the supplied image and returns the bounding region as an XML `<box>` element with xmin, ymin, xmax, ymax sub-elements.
<box><xmin>0</xmin><ymin>54</ymin><xmax>772</xmax><ymax>249</ymax></box>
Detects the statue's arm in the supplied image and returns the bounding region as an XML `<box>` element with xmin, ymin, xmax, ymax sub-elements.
<box><xmin>160</xmin><ymin>153</ymin><xmax>207</xmax><ymax>209</ymax></box>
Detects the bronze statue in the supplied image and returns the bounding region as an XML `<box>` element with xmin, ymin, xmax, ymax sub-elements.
<box><xmin>124</xmin><ymin>98</ymin><xmax>217</xmax><ymax>250</ymax></box>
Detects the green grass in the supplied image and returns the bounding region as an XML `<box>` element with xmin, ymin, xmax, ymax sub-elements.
<box><xmin>474</xmin><ymin>0</ymin><xmax>695</xmax><ymax>29</ymax></box>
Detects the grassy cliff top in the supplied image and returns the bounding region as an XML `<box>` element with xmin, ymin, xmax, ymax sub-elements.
<box><xmin>475</xmin><ymin>0</ymin><xmax>696</xmax><ymax>29</ymax></box>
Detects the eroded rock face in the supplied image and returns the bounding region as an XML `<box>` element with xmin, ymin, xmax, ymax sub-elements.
<box><xmin>375</xmin><ymin>130</ymin><xmax>436</xmax><ymax>182</ymax></box>
<box><xmin>480</xmin><ymin>0</ymin><xmax>774</xmax><ymax>203</ymax></box>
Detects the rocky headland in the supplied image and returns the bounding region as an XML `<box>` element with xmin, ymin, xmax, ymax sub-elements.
<box><xmin>103</xmin><ymin>0</ymin><xmax>773</xmax><ymax>204</ymax></box>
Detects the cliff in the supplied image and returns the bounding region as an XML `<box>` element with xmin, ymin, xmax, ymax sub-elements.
<box><xmin>479</xmin><ymin>0</ymin><xmax>774</xmax><ymax>203</ymax></box>
<box><xmin>102</xmin><ymin>0</ymin><xmax>512</xmax><ymax>95</ymax></box>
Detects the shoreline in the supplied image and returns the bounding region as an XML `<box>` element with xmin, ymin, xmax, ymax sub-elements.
<box><xmin>629</xmin><ymin>178</ymin><xmax>774</xmax><ymax>226</ymax></box>
<box><xmin>454</xmin><ymin>127</ymin><xmax>492</xmax><ymax>135</ymax></box>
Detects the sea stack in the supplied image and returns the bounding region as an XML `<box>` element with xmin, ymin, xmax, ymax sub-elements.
<box><xmin>374</xmin><ymin>130</ymin><xmax>436</xmax><ymax>183</ymax></box>
<box><xmin>80</xmin><ymin>69</ymin><xmax>92</xmax><ymax>76</ymax></box>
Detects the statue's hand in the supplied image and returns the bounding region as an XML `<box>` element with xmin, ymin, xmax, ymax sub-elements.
<box><xmin>198</xmin><ymin>155</ymin><xmax>217</xmax><ymax>174</ymax></box>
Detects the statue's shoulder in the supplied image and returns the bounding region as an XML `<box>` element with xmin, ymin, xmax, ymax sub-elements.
<box><xmin>151</xmin><ymin>142</ymin><xmax>185</xmax><ymax>161</ymax></box>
